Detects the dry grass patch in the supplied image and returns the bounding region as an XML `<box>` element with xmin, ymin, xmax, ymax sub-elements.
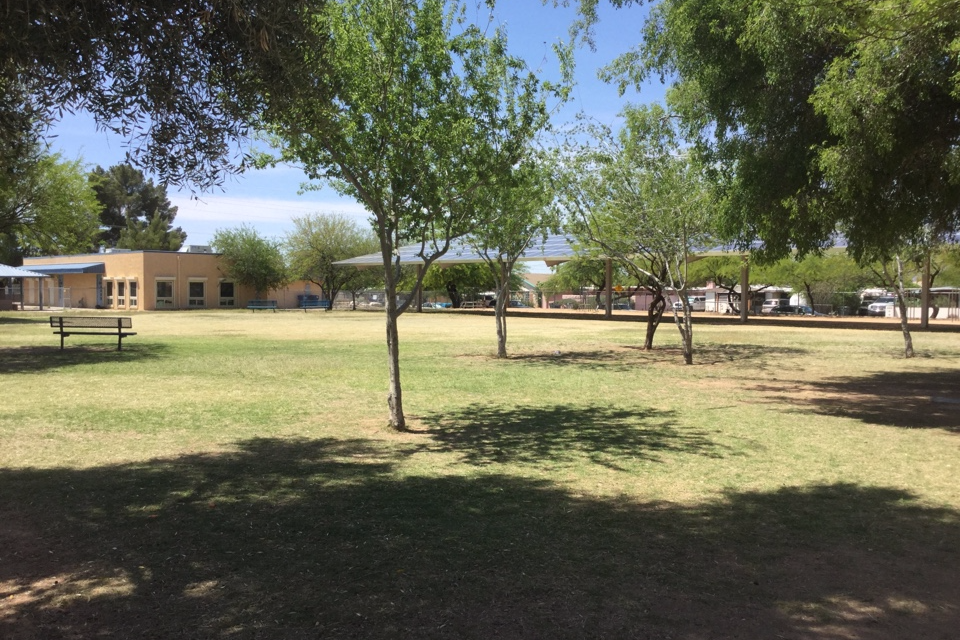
<box><xmin>1</xmin><ymin>310</ymin><xmax>959</xmax><ymax>639</ymax></box>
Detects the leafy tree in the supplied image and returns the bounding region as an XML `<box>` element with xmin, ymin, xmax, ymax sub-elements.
<box><xmin>774</xmin><ymin>253</ymin><xmax>872</xmax><ymax>312</ymax></box>
<box><xmin>0</xmin><ymin>108</ymin><xmax>43</xmax><ymax>252</ymax></box>
<box><xmin>1</xmin><ymin>0</ymin><xmax>331</xmax><ymax>188</ymax></box>
<box><xmin>469</xmin><ymin>151</ymin><xmax>558</xmax><ymax>357</ymax></box>
<box><xmin>589</xmin><ymin>0</ymin><xmax>960</xmax><ymax>263</ymax></box>
<box><xmin>563</xmin><ymin>104</ymin><xmax>716</xmax><ymax>364</ymax></box>
<box><xmin>542</xmin><ymin>257</ymin><xmax>634</xmax><ymax>303</ymax></box>
<box><xmin>117</xmin><ymin>214</ymin><xmax>187</xmax><ymax>251</ymax></box>
<box><xmin>421</xmin><ymin>263</ymin><xmax>497</xmax><ymax>308</ymax></box>
<box><xmin>542</xmin><ymin>257</ymin><xmax>602</xmax><ymax>295</ymax></box>
<box><xmin>267</xmin><ymin>0</ymin><xmax>550</xmax><ymax>430</ymax></box>
<box><xmin>933</xmin><ymin>244</ymin><xmax>960</xmax><ymax>288</ymax></box>
<box><xmin>0</xmin><ymin>85</ymin><xmax>47</xmax><ymax>239</ymax></box>
<box><xmin>90</xmin><ymin>163</ymin><xmax>186</xmax><ymax>250</ymax></box>
<box><xmin>212</xmin><ymin>225</ymin><xmax>288</xmax><ymax>298</ymax></box>
<box><xmin>285</xmin><ymin>212</ymin><xmax>379</xmax><ymax>306</ymax></box>
<box><xmin>544</xmin><ymin>255</ymin><xmax>666</xmax><ymax>348</ymax></box>
<box><xmin>867</xmin><ymin>252</ymin><xmax>918</xmax><ymax>358</ymax></box>
<box><xmin>342</xmin><ymin>266</ymin><xmax>386</xmax><ymax>310</ymax></box>
<box><xmin>0</xmin><ymin>150</ymin><xmax>101</xmax><ymax>262</ymax></box>
<box><xmin>686</xmin><ymin>256</ymin><xmax>758</xmax><ymax>315</ymax></box>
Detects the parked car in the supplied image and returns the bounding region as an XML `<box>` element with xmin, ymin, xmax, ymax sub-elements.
<box><xmin>508</xmin><ymin>300</ymin><xmax>530</xmax><ymax>308</ymax></box>
<box><xmin>797</xmin><ymin>305</ymin><xmax>826</xmax><ymax>316</ymax></box>
<box><xmin>769</xmin><ymin>304</ymin><xmax>819</xmax><ymax>316</ymax></box>
<box><xmin>769</xmin><ymin>305</ymin><xmax>796</xmax><ymax>315</ymax></box>
<box><xmin>761</xmin><ymin>299</ymin><xmax>789</xmax><ymax>314</ymax></box>
<box><xmin>866</xmin><ymin>296</ymin><xmax>896</xmax><ymax>316</ymax></box>
<box><xmin>673</xmin><ymin>296</ymin><xmax>705</xmax><ymax>312</ymax></box>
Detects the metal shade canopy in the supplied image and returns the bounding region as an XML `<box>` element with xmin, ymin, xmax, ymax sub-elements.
<box><xmin>0</xmin><ymin>264</ymin><xmax>50</xmax><ymax>278</ymax></box>
<box><xmin>333</xmin><ymin>234</ymin><xmax>581</xmax><ymax>269</ymax></box>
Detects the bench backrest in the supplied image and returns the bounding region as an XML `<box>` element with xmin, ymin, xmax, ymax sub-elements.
<box><xmin>50</xmin><ymin>316</ymin><xmax>133</xmax><ymax>329</ymax></box>
<box><xmin>248</xmin><ymin>300</ymin><xmax>277</xmax><ymax>306</ymax></box>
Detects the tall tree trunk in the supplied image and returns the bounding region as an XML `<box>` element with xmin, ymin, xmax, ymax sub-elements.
<box><xmin>894</xmin><ymin>255</ymin><xmax>914</xmax><ymax>358</ymax></box>
<box><xmin>671</xmin><ymin>297</ymin><xmax>694</xmax><ymax>364</ymax></box>
<box><xmin>643</xmin><ymin>290</ymin><xmax>665</xmax><ymax>350</ymax></box>
<box><xmin>383</xmin><ymin>263</ymin><xmax>406</xmax><ymax>430</ymax></box>
<box><xmin>495</xmin><ymin>262</ymin><xmax>510</xmax><ymax>358</ymax></box>
<box><xmin>680</xmin><ymin>310</ymin><xmax>693</xmax><ymax>365</ymax></box>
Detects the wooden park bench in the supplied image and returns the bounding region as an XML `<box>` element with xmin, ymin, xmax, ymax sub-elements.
<box><xmin>299</xmin><ymin>298</ymin><xmax>331</xmax><ymax>311</ymax></box>
<box><xmin>50</xmin><ymin>316</ymin><xmax>136</xmax><ymax>351</ymax></box>
<box><xmin>247</xmin><ymin>300</ymin><xmax>278</xmax><ymax>312</ymax></box>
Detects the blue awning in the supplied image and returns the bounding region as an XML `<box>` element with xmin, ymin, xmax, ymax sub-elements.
<box><xmin>27</xmin><ymin>262</ymin><xmax>106</xmax><ymax>275</ymax></box>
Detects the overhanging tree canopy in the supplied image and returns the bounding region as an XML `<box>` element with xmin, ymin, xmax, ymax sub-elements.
<box><xmin>1</xmin><ymin>0</ymin><xmax>331</xmax><ymax>188</ymax></box>
<box><xmin>590</xmin><ymin>0</ymin><xmax>960</xmax><ymax>262</ymax></box>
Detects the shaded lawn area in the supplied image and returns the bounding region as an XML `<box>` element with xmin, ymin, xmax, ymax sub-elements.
<box><xmin>1</xmin><ymin>311</ymin><xmax>959</xmax><ymax>638</ymax></box>
<box><xmin>751</xmin><ymin>368</ymin><xmax>960</xmax><ymax>433</ymax></box>
<box><xmin>1</xmin><ymin>437</ymin><xmax>958</xmax><ymax>640</ymax></box>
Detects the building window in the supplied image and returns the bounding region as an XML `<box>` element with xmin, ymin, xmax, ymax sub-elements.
<box><xmin>188</xmin><ymin>280</ymin><xmax>205</xmax><ymax>307</ymax></box>
<box><xmin>156</xmin><ymin>279</ymin><xmax>174</xmax><ymax>308</ymax></box>
<box><xmin>128</xmin><ymin>281</ymin><xmax>138</xmax><ymax>308</ymax></box>
<box><xmin>117</xmin><ymin>281</ymin><xmax>126</xmax><ymax>308</ymax></box>
<box><xmin>219</xmin><ymin>280</ymin><xmax>235</xmax><ymax>307</ymax></box>
<box><xmin>105</xmin><ymin>280</ymin><xmax>114</xmax><ymax>307</ymax></box>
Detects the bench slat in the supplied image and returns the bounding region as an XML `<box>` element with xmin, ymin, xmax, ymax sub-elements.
<box><xmin>50</xmin><ymin>316</ymin><xmax>132</xmax><ymax>329</ymax></box>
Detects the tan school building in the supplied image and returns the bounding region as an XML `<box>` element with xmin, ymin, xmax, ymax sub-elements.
<box><xmin>22</xmin><ymin>249</ymin><xmax>320</xmax><ymax>311</ymax></box>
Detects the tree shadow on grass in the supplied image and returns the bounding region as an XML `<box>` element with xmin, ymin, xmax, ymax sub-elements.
<box><xmin>414</xmin><ymin>403</ymin><xmax>726</xmax><ymax>467</ymax></box>
<box><xmin>1</xmin><ymin>438</ymin><xmax>957</xmax><ymax>639</ymax></box>
<box><xmin>0</xmin><ymin>316</ymin><xmax>46</xmax><ymax>326</ymax></box>
<box><xmin>692</xmin><ymin>341</ymin><xmax>808</xmax><ymax>366</ymax></box>
<box><xmin>0</xmin><ymin>344</ymin><xmax>168</xmax><ymax>374</ymax></box>
<box><xmin>751</xmin><ymin>368</ymin><xmax>960</xmax><ymax>432</ymax></box>
<box><xmin>513</xmin><ymin>343</ymin><xmax>807</xmax><ymax>371</ymax></box>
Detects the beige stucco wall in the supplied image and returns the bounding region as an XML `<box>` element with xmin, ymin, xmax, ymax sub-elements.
<box><xmin>23</xmin><ymin>251</ymin><xmax>326</xmax><ymax>310</ymax></box>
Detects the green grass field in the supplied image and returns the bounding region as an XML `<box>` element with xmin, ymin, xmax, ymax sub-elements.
<box><xmin>1</xmin><ymin>310</ymin><xmax>958</xmax><ymax>639</ymax></box>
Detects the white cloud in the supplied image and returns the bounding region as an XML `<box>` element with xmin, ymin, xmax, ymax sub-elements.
<box><xmin>168</xmin><ymin>195</ymin><xmax>372</xmax><ymax>245</ymax></box>
<box><xmin>169</xmin><ymin>195</ymin><xmax>370</xmax><ymax>224</ymax></box>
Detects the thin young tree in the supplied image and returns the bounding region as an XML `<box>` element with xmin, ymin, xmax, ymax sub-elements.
<box><xmin>266</xmin><ymin>0</ymin><xmax>550</xmax><ymax>429</ymax></box>
<box><xmin>562</xmin><ymin>104</ymin><xmax>715</xmax><ymax>364</ymax></box>
<box><xmin>469</xmin><ymin>151</ymin><xmax>558</xmax><ymax>358</ymax></box>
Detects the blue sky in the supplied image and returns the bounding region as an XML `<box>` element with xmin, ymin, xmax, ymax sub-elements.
<box><xmin>47</xmin><ymin>1</ymin><xmax>666</xmax><ymax>270</ymax></box>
